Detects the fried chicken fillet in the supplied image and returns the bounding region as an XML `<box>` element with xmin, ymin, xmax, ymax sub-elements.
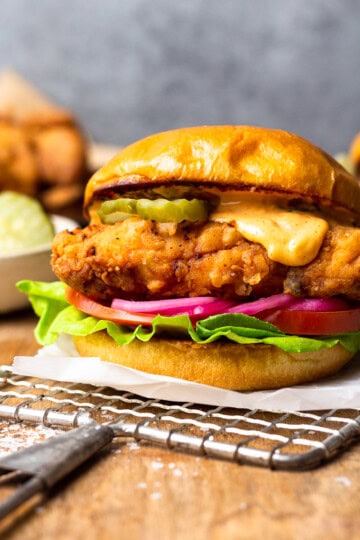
<box><xmin>52</xmin><ymin>218</ymin><xmax>360</xmax><ymax>303</ymax></box>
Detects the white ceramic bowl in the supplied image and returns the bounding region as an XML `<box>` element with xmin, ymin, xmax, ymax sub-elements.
<box><xmin>0</xmin><ymin>214</ymin><xmax>78</xmax><ymax>314</ymax></box>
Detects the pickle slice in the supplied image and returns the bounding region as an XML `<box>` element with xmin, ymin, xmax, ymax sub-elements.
<box><xmin>98</xmin><ymin>210</ymin><xmax>136</xmax><ymax>224</ymax></box>
<box><xmin>98</xmin><ymin>198</ymin><xmax>208</xmax><ymax>224</ymax></box>
<box><xmin>0</xmin><ymin>191</ymin><xmax>55</xmax><ymax>254</ymax></box>
<box><xmin>136</xmin><ymin>199</ymin><xmax>208</xmax><ymax>222</ymax></box>
<box><xmin>97</xmin><ymin>198</ymin><xmax>138</xmax><ymax>223</ymax></box>
<box><xmin>100</xmin><ymin>198</ymin><xmax>138</xmax><ymax>215</ymax></box>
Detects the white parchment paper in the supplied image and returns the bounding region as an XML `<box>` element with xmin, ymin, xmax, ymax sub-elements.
<box><xmin>12</xmin><ymin>334</ymin><xmax>360</xmax><ymax>411</ymax></box>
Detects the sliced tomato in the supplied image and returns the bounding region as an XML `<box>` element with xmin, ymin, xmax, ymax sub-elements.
<box><xmin>65</xmin><ymin>287</ymin><xmax>154</xmax><ymax>327</ymax></box>
<box><xmin>66</xmin><ymin>287</ymin><xmax>360</xmax><ymax>335</ymax></box>
<box><xmin>260</xmin><ymin>308</ymin><xmax>360</xmax><ymax>335</ymax></box>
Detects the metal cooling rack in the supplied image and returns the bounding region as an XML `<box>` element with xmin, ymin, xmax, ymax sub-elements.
<box><xmin>1</xmin><ymin>364</ymin><xmax>360</xmax><ymax>471</ymax></box>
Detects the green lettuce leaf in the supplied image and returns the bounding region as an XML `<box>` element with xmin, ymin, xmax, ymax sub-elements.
<box><xmin>17</xmin><ymin>280</ymin><xmax>360</xmax><ymax>354</ymax></box>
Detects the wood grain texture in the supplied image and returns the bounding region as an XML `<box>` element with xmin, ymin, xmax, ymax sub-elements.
<box><xmin>1</xmin><ymin>312</ymin><xmax>360</xmax><ymax>540</ymax></box>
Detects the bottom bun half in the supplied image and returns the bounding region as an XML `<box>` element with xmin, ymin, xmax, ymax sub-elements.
<box><xmin>73</xmin><ymin>332</ymin><xmax>353</xmax><ymax>391</ymax></box>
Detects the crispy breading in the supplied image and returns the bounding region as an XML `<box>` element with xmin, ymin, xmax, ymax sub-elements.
<box><xmin>284</xmin><ymin>225</ymin><xmax>360</xmax><ymax>300</ymax></box>
<box><xmin>51</xmin><ymin>218</ymin><xmax>360</xmax><ymax>302</ymax></box>
<box><xmin>51</xmin><ymin>219</ymin><xmax>285</xmax><ymax>301</ymax></box>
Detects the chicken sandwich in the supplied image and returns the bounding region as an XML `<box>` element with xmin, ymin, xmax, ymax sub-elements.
<box><xmin>19</xmin><ymin>126</ymin><xmax>360</xmax><ymax>390</ymax></box>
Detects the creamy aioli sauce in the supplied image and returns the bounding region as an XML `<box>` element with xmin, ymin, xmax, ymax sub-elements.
<box><xmin>210</xmin><ymin>192</ymin><xmax>329</xmax><ymax>266</ymax></box>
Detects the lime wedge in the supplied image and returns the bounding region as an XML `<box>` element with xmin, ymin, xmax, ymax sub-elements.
<box><xmin>0</xmin><ymin>191</ymin><xmax>55</xmax><ymax>254</ymax></box>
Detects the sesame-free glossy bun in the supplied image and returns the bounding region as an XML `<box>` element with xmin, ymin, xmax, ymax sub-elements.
<box><xmin>84</xmin><ymin>125</ymin><xmax>360</xmax><ymax>218</ymax></box>
<box><xmin>73</xmin><ymin>332</ymin><xmax>353</xmax><ymax>391</ymax></box>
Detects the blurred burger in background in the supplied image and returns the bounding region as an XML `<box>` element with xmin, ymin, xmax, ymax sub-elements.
<box><xmin>335</xmin><ymin>131</ymin><xmax>360</xmax><ymax>179</ymax></box>
<box><xmin>19</xmin><ymin>125</ymin><xmax>360</xmax><ymax>391</ymax></box>
<box><xmin>349</xmin><ymin>132</ymin><xmax>360</xmax><ymax>177</ymax></box>
<box><xmin>0</xmin><ymin>70</ymin><xmax>88</xmax><ymax>220</ymax></box>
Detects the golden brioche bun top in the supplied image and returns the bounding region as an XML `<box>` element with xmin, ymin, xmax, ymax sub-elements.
<box><xmin>84</xmin><ymin>125</ymin><xmax>360</xmax><ymax>217</ymax></box>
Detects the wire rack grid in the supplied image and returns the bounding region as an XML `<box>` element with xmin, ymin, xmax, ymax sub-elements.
<box><xmin>1</xmin><ymin>364</ymin><xmax>360</xmax><ymax>471</ymax></box>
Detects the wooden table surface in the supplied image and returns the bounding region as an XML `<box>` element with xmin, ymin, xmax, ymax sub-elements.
<box><xmin>1</xmin><ymin>311</ymin><xmax>360</xmax><ymax>540</ymax></box>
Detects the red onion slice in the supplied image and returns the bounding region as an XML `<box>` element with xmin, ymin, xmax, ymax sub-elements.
<box><xmin>111</xmin><ymin>296</ymin><xmax>234</xmax><ymax>316</ymax></box>
<box><xmin>226</xmin><ymin>293</ymin><xmax>297</xmax><ymax>315</ymax></box>
<box><xmin>286</xmin><ymin>297</ymin><xmax>349</xmax><ymax>311</ymax></box>
<box><xmin>185</xmin><ymin>299</ymin><xmax>235</xmax><ymax>319</ymax></box>
<box><xmin>111</xmin><ymin>293</ymin><xmax>350</xmax><ymax>320</ymax></box>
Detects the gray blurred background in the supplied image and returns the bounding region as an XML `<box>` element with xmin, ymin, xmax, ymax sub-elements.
<box><xmin>1</xmin><ymin>0</ymin><xmax>359</xmax><ymax>154</ymax></box>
